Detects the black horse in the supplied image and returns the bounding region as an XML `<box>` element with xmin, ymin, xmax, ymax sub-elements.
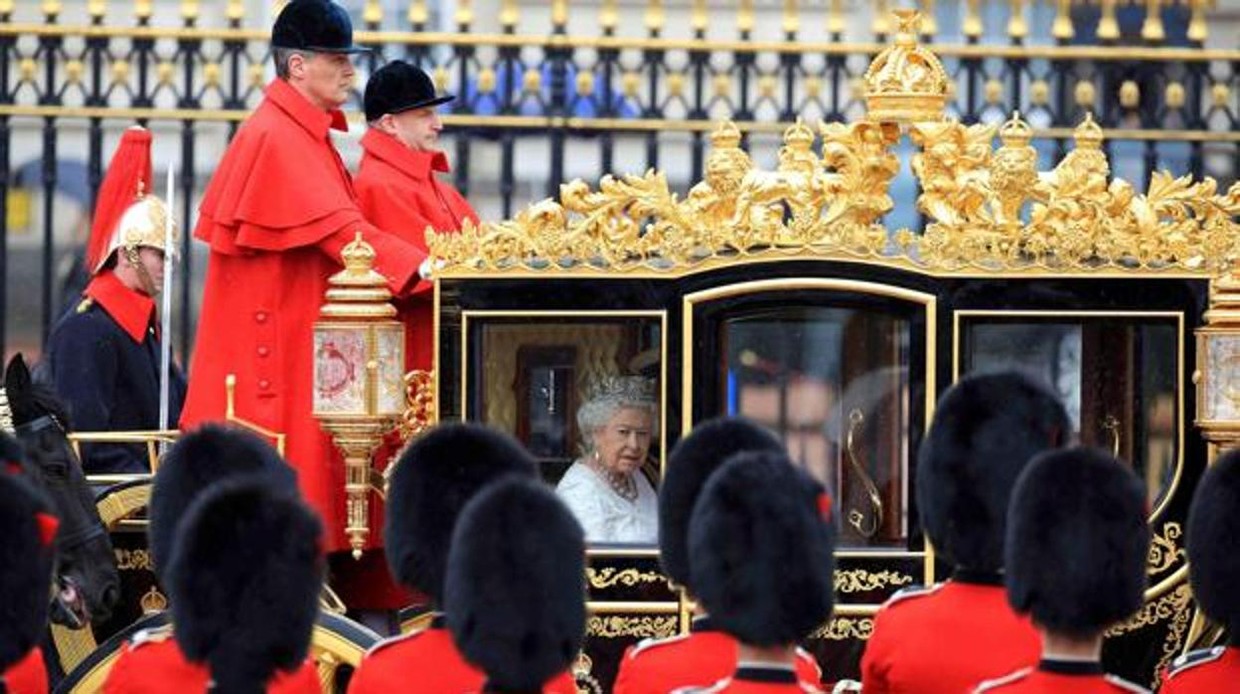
<box><xmin>4</xmin><ymin>354</ymin><xmax>120</xmax><ymax>629</ymax></box>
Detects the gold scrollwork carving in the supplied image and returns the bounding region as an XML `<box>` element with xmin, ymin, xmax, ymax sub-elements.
<box><xmin>115</xmin><ymin>548</ymin><xmax>153</xmax><ymax>571</ymax></box>
<box><xmin>1147</xmin><ymin>522</ymin><xmax>1184</xmax><ymax>575</ymax></box>
<box><xmin>587</xmin><ymin>615</ymin><xmax>677</xmax><ymax>639</ymax></box>
<box><xmin>809</xmin><ymin>617</ymin><xmax>875</xmax><ymax>641</ymax></box>
<box><xmin>834</xmin><ymin>569</ymin><xmax>914</xmax><ymax>594</ymax></box>
<box><xmin>1107</xmin><ymin>581</ymin><xmax>1192</xmax><ymax>637</ymax></box>
<box><xmin>586</xmin><ymin>567</ymin><xmax>669</xmax><ymax>590</ymax></box>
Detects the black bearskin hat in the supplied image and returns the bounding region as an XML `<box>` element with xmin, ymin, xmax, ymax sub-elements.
<box><xmin>445</xmin><ymin>477</ymin><xmax>585</xmax><ymax>692</ymax></box>
<box><xmin>385</xmin><ymin>423</ymin><xmax>537</xmax><ymax>603</ymax></box>
<box><xmin>364</xmin><ymin>60</ymin><xmax>454</xmax><ymax>123</ymax></box>
<box><xmin>1186</xmin><ymin>448</ymin><xmax>1240</xmax><ymax>635</ymax></box>
<box><xmin>0</xmin><ymin>471</ymin><xmax>57</xmax><ymax>670</ymax></box>
<box><xmin>271</xmin><ymin>0</ymin><xmax>367</xmax><ymax>54</ymax></box>
<box><xmin>149</xmin><ymin>424</ymin><xmax>294</xmax><ymax>582</ymax></box>
<box><xmin>167</xmin><ymin>478</ymin><xmax>323</xmax><ymax>693</ymax></box>
<box><xmin>689</xmin><ymin>451</ymin><xmax>836</xmax><ymax>647</ymax></box>
<box><xmin>917</xmin><ymin>371</ymin><xmax>1069</xmax><ymax>572</ymax></box>
<box><xmin>659</xmin><ymin>416</ymin><xmax>784</xmax><ymax>590</ymax></box>
<box><xmin>1005</xmin><ymin>447</ymin><xmax>1148</xmax><ymax>638</ymax></box>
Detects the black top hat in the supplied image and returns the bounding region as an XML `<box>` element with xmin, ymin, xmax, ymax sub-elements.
<box><xmin>659</xmin><ymin>416</ymin><xmax>784</xmax><ymax>590</ymax></box>
<box><xmin>271</xmin><ymin>0</ymin><xmax>368</xmax><ymax>55</ymax></box>
<box><xmin>149</xmin><ymin>424</ymin><xmax>295</xmax><ymax>582</ymax></box>
<box><xmin>363</xmin><ymin>60</ymin><xmax>455</xmax><ymax>123</ymax></box>
<box><xmin>168</xmin><ymin>479</ymin><xmax>323</xmax><ymax>693</ymax></box>
<box><xmin>445</xmin><ymin>477</ymin><xmax>586</xmax><ymax>692</ymax></box>
<box><xmin>917</xmin><ymin>371</ymin><xmax>1069</xmax><ymax>573</ymax></box>
<box><xmin>1006</xmin><ymin>447</ymin><xmax>1148</xmax><ymax>639</ymax></box>
<box><xmin>689</xmin><ymin>451</ymin><xmax>836</xmax><ymax>647</ymax></box>
<box><xmin>0</xmin><ymin>472</ymin><xmax>57</xmax><ymax>670</ymax></box>
<box><xmin>384</xmin><ymin>423</ymin><xmax>537</xmax><ymax>604</ymax></box>
<box><xmin>1186</xmin><ymin>449</ymin><xmax>1240</xmax><ymax>636</ymax></box>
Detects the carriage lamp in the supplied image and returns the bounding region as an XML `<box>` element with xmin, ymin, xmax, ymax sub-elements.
<box><xmin>1195</xmin><ymin>272</ymin><xmax>1240</xmax><ymax>449</ymax></box>
<box><xmin>313</xmin><ymin>233</ymin><xmax>406</xmax><ymax>559</ymax></box>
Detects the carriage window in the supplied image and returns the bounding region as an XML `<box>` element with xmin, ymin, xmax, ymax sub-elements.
<box><xmin>961</xmin><ymin>318</ymin><xmax>1179</xmax><ymax>511</ymax></box>
<box><xmin>470</xmin><ymin>315</ymin><xmax>663</xmax><ymax>548</ymax></box>
<box><xmin>720</xmin><ymin>307</ymin><xmax>913</xmax><ymax>549</ymax></box>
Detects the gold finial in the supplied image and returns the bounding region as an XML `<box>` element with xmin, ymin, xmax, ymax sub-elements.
<box><xmin>407</xmin><ymin>0</ymin><xmax>427</xmax><ymax>25</ymax></box>
<box><xmin>1098</xmin><ymin>0</ymin><xmax>1119</xmax><ymax>41</ymax></box>
<box><xmin>600</xmin><ymin>0</ymin><xmax>618</xmax><ymax>31</ymax></box>
<box><xmin>826</xmin><ymin>0</ymin><xmax>845</xmax><ymax>35</ymax></box>
<box><xmin>87</xmin><ymin>0</ymin><xmax>105</xmax><ymax>18</ymax></box>
<box><xmin>134</xmin><ymin>0</ymin><xmax>151</xmax><ymax>19</ymax></box>
<box><xmin>41</xmin><ymin>0</ymin><xmax>59</xmax><ymax>17</ymax></box>
<box><xmin>1073</xmin><ymin>112</ymin><xmax>1104</xmax><ymax>148</ymax></box>
<box><xmin>226</xmin><ymin>0</ymin><xmax>243</xmax><ymax>21</ymax></box>
<box><xmin>1141</xmin><ymin>0</ymin><xmax>1165</xmax><ymax>41</ymax></box>
<box><xmin>710</xmin><ymin>121</ymin><xmax>742</xmax><ymax>149</ymax></box>
<box><xmin>1051</xmin><ymin>0</ymin><xmax>1074</xmax><ymax>40</ymax></box>
<box><xmin>691</xmin><ymin>0</ymin><xmax>707</xmax><ymax>33</ymax></box>
<box><xmin>645</xmin><ymin>0</ymin><xmax>664</xmax><ymax>33</ymax></box>
<box><xmin>919</xmin><ymin>0</ymin><xmax>937</xmax><ymax>37</ymax></box>
<box><xmin>503</xmin><ymin>0</ymin><xmax>522</xmax><ymax>29</ymax></box>
<box><xmin>963</xmin><ymin>0</ymin><xmax>982</xmax><ymax>39</ymax></box>
<box><xmin>1187</xmin><ymin>0</ymin><xmax>1208</xmax><ymax>43</ymax></box>
<box><xmin>782</xmin><ymin>0</ymin><xmax>799</xmax><ymax>35</ymax></box>
<box><xmin>362</xmin><ymin>0</ymin><xmax>382</xmax><ymax>26</ymax></box>
<box><xmin>999</xmin><ymin>111</ymin><xmax>1032</xmax><ymax>145</ymax></box>
<box><xmin>738</xmin><ymin>0</ymin><xmax>754</xmax><ymax>34</ymax></box>
<box><xmin>320</xmin><ymin>233</ymin><xmax>396</xmax><ymax>320</ymax></box>
<box><xmin>1007</xmin><ymin>0</ymin><xmax>1027</xmax><ymax>40</ymax></box>
<box><xmin>871</xmin><ymin>0</ymin><xmax>891</xmax><ymax>36</ymax></box>
<box><xmin>863</xmin><ymin>10</ymin><xmax>948</xmax><ymax>125</ymax></box>
<box><xmin>784</xmin><ymin>118</ymin><xmax>814</xmax><ymax>148</ymax></box>
<box><xmin>180</xmin><ymin>0</ymin><xmax>198</xmax><ymax>21</ymax></box>
<box><xmin>454</xmin><ymin>0</ymin><xmax>472</xmax><ymax>27</ymax></box>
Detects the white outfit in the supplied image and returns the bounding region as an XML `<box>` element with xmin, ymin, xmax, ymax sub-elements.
<box><xmin>555</xmin><ymin>461</ymin><xmax>659</xmax><ymax>544</ymax></box>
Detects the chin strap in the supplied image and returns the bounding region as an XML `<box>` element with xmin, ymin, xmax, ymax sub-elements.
<box><xmin>121</xmin><ymin>245</ymin><xmax>159</xmax><ymax>298</ymax></box>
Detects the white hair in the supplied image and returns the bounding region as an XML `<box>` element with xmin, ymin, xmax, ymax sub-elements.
<box><xmin>577</xmin><ymin>376</ymin><xmax>658</xmax><ymax>453</ymax></box>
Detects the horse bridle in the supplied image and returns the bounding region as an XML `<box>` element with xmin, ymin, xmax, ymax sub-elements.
<box><xmin>14</xmin><ymin>414</ymin><xmax>109</xmax><ymax>552</ymax></box>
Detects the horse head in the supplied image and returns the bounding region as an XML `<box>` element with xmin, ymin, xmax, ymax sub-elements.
<box><xmin>4</xmin><ymin>354</ymin><xmax>120</xmax><ymax>628</ymax></box>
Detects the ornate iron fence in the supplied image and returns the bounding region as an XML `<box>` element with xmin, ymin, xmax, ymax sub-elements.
<box><xmin>0</xmin><ymin>0</ymin><xmax>1236</xmax><ymax>359</ymax></box>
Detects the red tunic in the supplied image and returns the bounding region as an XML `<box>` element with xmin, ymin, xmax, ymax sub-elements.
<box><xmin>1</xmin><ymin>648</ymin><xmax>48</xmax><ymax>694</ymax></box>
<box><xmin>1158</xmin><ymin>645</ymin><xmax>1240</xmax><ymax>693</ymax></box>
<box><xmin>971</xmin><ymin>661</ymin><xmax>1149</xmax><ymax>693</ymax></box>
<box><xmin>102</xmin><ymin>628</ymin><xmax>319</xmax><ymax>693</ymax></box>
<box><xmin>347</xmin><ymin>621</ymin><xmax>576</xmax><ymax>694</ymax></box>
<box><xmin>861</xmin><ymin>577</ymin><xmax>1040</xmax><ymax>694</ymax></box>
<box><xmin>670</xmin><ymin>666</ymin><xmax>826</xmax><ymax>693</ymax></box>
<box><xmin>354</xmin><ymin>127</ymin><xmax>478</xmax><ymax>374</ymax></box>
<box><xmin>181</xmin><ymin>78</ymin><xmax>424</xmax><ymax>553</ymax></box>
<box><xmin>614</xmin><ymin>617</ymin><xmax>821</xmax><ymax>694</ymax></box>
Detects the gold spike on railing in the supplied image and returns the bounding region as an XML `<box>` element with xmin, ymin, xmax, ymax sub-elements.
<box><xmin>1052</xmin><ymin>0</ymin><xmax>1074</xmax><ymax>40</ymax></box>
<box><xmin>738</xmin><ymin>0</ymin><xmax>754</xmax><ymax>34</ymax></box>
<box><xmin>600</xmin><ymin>0</ymin><xmax>618</xmax><ymax>33</ymax></box>
<box><xmin>782</xmin><ymin>0</ymin><xmax>799</xmax><ymax>36</ymax></box>
<box><xmin>180</xmin><ymin>0</ymin><xmax>198</xmax><ymax>22</ymax></box>
<box><xmin>691</xmin><ymin>0</ymin><xmax>707</xmax><ymax>35</ymax></box>
<box><xmin>363</xmin><ymin>0</ymin><xmax>382</xmax><ymax>27</ymax></box>
<box><xmin>919</xmin><ymin>0</ymin><xmax>937</xmax><ymax>38</ymax></box>
<box><xmin>225</xmin><ymin>0</ymin><xmax>243</xmax><ymax>22</ymax></box>
<box><xmin>963</xmin><ymin>0</ymin><xmax>983</xmax><ymax>40</ymax></box>
<box><xmin>645</xmin><ymin>0</ymin><xmax>664</xmax><ymax>34</ymax></box>
<box><xmin>134</xmin><ymin>0</ymin><xmax>151</xmax><ymax>20</ymax></box>
<box><xmin>872</xmin><ymin>0</ymin><xmax>891</xmax><ymax>36</ymax></box>
<box><xmin>1141</xmin><ymin>0</ymin><xmax>1165</xmax><ymax>41</ymax></box>
<box><xmin>827</xmin><ymin>0</ymin><xmax>845</xmax><ymax>36</ymax></box>
<box><xmin>1187</xmin><ymin>0</ymin><xmax>1209</xmax><ymax>43</ymax></box>
<box><xmin>407</xmin><ymin>0</ymin><xmax>427</xmax><ymax>27</ymax></box>
<box><xmin>1098</xmin><ymin>0</ymin><xmax>1120</xmax><ymax>41</ymax></box>
<box><xmin>87</xmin><ymin>0</ymin><xmax>105</xmax><ymax>19</ymax></box>
<box><xmin>41</xmin><ymin>0</ymin><xmax>60</xmax><ymax>17</ymax></box>
<box><xmin>453</xmin><ymin>0</ymin><xmax>472</xmax><ymax>28</ymax></box>
<box><xmin>1007</xmin><ymin>0</ymin><xmax>1027</xmax><ymax>40</ymax></box>
<box><xmin>502</xmin><ymin>0</ymin><xmax>521</xmax><ymax>31</ymax></box>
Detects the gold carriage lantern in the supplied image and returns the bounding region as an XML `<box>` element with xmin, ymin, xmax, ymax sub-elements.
<box><xmin>1196</xmin><ymin>273</ymin><xmax>1240</xmax><ymax>450</ymax></box>
<box><xmin>313</xmin><ymin>233</ymin><xmax>406</xmax><ymax>558</ymax></box>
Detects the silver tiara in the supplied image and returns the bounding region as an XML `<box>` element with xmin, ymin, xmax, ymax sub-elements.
<box><xmin>587</xmin><ymin>375</ymin><xmax>657</xmax><ymax>404</ymax></box>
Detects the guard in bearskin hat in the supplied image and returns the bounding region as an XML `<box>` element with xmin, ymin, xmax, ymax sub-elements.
<box><xmin>862</xmin><ymin>371</ymin><xmax>1069</xmax><ymax>694</ymax></box>
<box><xmin>444</xmin><ymin>477</ymin><xmax>585</xmax><ymax>694</ymax></box>
<box><xmin>164</xmin><ymin>478</ymin><xmax>323</xmax><ymax>693</ymax></box>
<box><xmin>972</xmin><ymin>447</ymin><xmax>1150</xmax><ymax>693</ymax></box>
<box><xmin>348</xmin><ymin>423</ymin><xmax>576</xmax><ymax>693</ymax></box>
<box><xmin>614</xmin><ymin>417</ymin><xmax>821</xmax><ymax>693</ymax></box>
<box><xmin>1159</xmin><ymin>448</ymin><xmax>1240</xmax><ymax>692</ymax></box>
<box><xmin>39</xmin><ymin>126</ymin><xmax>185</xmax><ymax>474</ymax></box>
<box><xmin>670</xmin><ymin>450</ymin><xmax>835</xmax><ymax>693</ymax></box>
<box><xmin>103</xmin><ymin>425</ymin><xmax>315</xmax><ymax>694</ymax></box>
<box><xmin>0</xmin><ymin>469</ymin><xmax>58</xmax><ymax>694</ymax></box>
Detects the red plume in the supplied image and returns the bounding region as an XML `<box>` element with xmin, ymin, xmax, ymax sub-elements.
<box><xmin>35</xmin><ymin>511</ymin><xmax>60</xmax><ymax>547</ymax></box>
<box><xmin>85</xmin><ymin>126</ymin><xmax>153</xmax><ymax>273</ymax></box>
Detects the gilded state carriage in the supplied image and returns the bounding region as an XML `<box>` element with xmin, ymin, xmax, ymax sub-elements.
<box><xmin>40</xmin><ymin>10</ymin><xmax>1240</xmax><ymax>693</ymax></box>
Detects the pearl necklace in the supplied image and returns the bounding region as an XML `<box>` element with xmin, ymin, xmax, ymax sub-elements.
<box><xmin>589</xmin><ymin>453</ymin><xmax>639</xmax><ymax>503</ymax></box>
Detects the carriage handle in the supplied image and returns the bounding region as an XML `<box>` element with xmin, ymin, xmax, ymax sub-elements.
<box><xmin>844</xmin><ymin>408</ymin><xmax>884</xmax><ymax>539</ymax></box>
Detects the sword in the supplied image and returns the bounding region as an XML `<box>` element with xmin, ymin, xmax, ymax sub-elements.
<box><xmin>158</xmin><ymin>163</ymin><xmax>175</xmax><ymax>450</ymax></box>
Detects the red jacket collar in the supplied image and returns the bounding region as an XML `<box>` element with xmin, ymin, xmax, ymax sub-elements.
<box><xmin>84</xmin><ymin>271</ymin><xmax>155</xmax><ymax>343</ymax></box>
<box><xmin>265</xmin><ymin>79</ymin><xmax>349</xmax><ymax>138</ymax></box>
<box><xmin>360</xmin><ymin>129</ymin><xmax>450</xmax><ymax>182</ymax></box>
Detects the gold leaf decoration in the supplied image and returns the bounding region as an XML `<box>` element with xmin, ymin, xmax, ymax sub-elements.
<box><xmin>1107</xmin><ymin>582</ymin><xmax>1192</xmax><ymax>637</ymax></box>
<box><xmin>586</xmin><ymin>567</ymin><xmax>670</xmax><ymax>590</ymax></box>
<box><xmin>1147</xmin><ymin>522</ymin><xmax>1184</xmax><ymax>576</ymax></box>
<box><xmin>587</xmin><ymin>615</ymin><xmax>677</xmax><ymax>639</ymax></box>
<box><xmin>809</xmin><ymin>617</ymin><xmax>875</xmax><ymax>640</ymax></box>
<box><xmin>834</xmin><ymin>569</ymin><xmax>914</xmax><ymax>594</ymax></box>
